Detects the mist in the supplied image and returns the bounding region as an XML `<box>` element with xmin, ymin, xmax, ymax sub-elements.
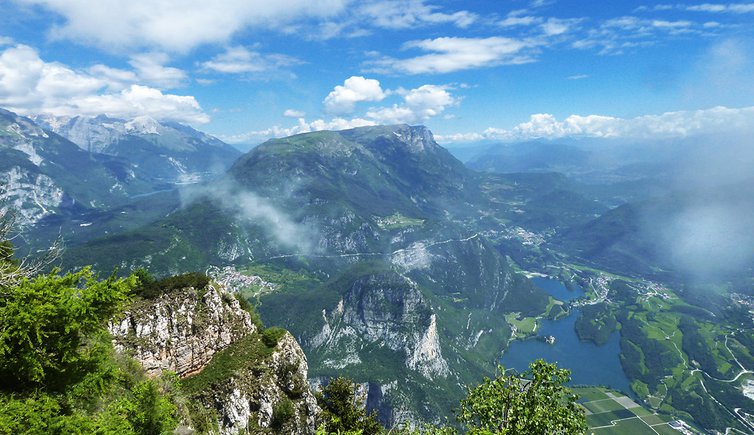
<box><xmin>655</xmin><ymin>201</ymin><xmax>754</xmax><ymax>282</ymax></box>
<box><xmin>639</xmin><ymin>127</ymin><xmax>754</xmax><ymax>284</ymax></box>
<box><xmin>180</xmin><ymin>179</ymin><xmax>316</xmax><ymax>255</ymax></box>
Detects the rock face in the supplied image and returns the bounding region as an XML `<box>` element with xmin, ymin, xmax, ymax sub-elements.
<box><xmin>0</xmin><ymin>167</ymin><xmax>64</xmax><ymax>226</ymax></box>
<box><xmin>109</xmin><ymin>285</ymin><xmax>256</xmax><ymax>377</ymax></box>
<box><xmin>201</xmin><ymin>332</ymin><xmax>319</xmax><ymax>435</ymax></box>
<box><xmin>111</xmin><ymin>285</ymin><xmax>319</xmax><ymax>434</ymax></box>
<box><xmin>312</xmin><ymin>272</ymin><xmax>449</xmax><ymax>379</ymax></box>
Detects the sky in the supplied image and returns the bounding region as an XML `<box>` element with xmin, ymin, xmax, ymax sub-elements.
<box><xmin>1</xmin><ymin>0</ymin><xmax>754</xmax><ymax>148</ymax></box>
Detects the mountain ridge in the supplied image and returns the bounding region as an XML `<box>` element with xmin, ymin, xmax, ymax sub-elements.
<box><xmin>34</xmin><ymin>113</ymin><xmax>241</xmax><ymax>185</ymax></box>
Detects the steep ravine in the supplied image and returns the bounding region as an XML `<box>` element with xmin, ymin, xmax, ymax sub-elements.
<box><xmin>109</xmin><ymin>284</ymin><xmax>319</xmax><ymax>434</ymax></box>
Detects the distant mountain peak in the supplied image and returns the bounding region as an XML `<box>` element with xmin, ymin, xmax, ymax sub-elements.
<box><xmin>26</xmin><ymin>111</ymin><xmax>241</xmax><ymax>185</ymax></box>
<box><xmin>124</xmin><ymin>115</ymin><xmax>162</xmax><ymax>135</ymax></box>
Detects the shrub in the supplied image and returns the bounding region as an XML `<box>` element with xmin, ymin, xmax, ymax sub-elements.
<box><xmin>134</xmin><ymin>271</ymin><xmax>210</xmax><ymax>299</ymax></box>
<box><xmin>316</xmin><ymin>377</ymin><xmax>383</xmax><ymax>435</ymax></box>
<box><xmin>458</xmin><ymin>360</ymin><xmax>586</xmax><ymax>434</ymax></box>
<box><xmin>271</xmin><ymin>398</ymin><xmax>295</xmax><ymax>430</ymax></box>
<box><xmin>262</xmin><ymin>327</ymin><xmax>287</xmax><ymax>348</ymax></box>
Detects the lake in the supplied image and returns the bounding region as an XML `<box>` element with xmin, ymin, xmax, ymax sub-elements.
<box><xmin>530</xmin><ymin>277</ymin><xmax>583</xmax><ymax>302</ymax></box>
<box><xmin>501</xmin><ymin>278</ymin><xmax>633</xmax><ymax>395</ymax></box>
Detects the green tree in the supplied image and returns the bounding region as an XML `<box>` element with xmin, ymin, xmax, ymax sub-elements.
<box><xmin>122</xmin><ymin>379</ymin><xmax>178</xmax><ymax>435</ymax></box>
<box><xmin>316</xmin><ymin>377</ymin><xmax>384</xmax><ymax>435</ymax></box>
<box><xmin>0</xmin><ymin>267</ymin><xmax>136</xmax><ymax>390</ymax></box>
<box><xmin>457</xmin><ymin>360</ymin><xmax>586</xmax><ymax>435</ymax></box>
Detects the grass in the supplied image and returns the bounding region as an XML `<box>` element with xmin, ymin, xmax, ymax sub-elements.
<box><xmin>577</xmin><ymin>387</ymin><xmax>682</xmax><ymax>435</ymax></box>
<box><xmin>181</xmin><ymin>332</ymin><xmax>276</xmax><ymax>394</ymax></box>
<box><xmin>640</xmin><ymin>413</ymin><xmax>671</xmax><ymax>425</ymax></box>
<box><xmin>584</xmin><ymin>399</ymin><xmax>626</xmax><ymax>414</ymax></box>
<box><xmin>576</xmin><ymin>387</ymin><xmax>610</xmax><ymax>402</ymax></box>
<box><xmin>586</xmin><ymin>409</ymin><xmax>634</xmax><ymax>427</ymax></box>
<box><xmin>374</xmin><ymin>212</ymin><xmax>425</xmax><ymax>230</ymax></box>
<box><xmin>591</xmin><ymin>417</ymin><xmax>659</xmax><ymax>434</ymax></box>
<box><xmin>504</xmin><ymin>313</ymin><xmax>537</xmax><ymax>338</ymax></box>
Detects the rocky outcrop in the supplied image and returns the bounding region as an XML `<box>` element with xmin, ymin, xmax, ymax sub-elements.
<box><xmin>111</xmin><ymin>284</ymin><xmax>319</xmax><ymax>434</ymax></box>
<box><xmin>110</xmin><ymin>285</ymin><xmax>255</xmax><ymax>377</ymax></box>
<box><xmin>311</xmin><ymin>272</ymin><xmax>449</xmax><ymax>379</ymax></box>
<box><xmin>0</xmin><ymin>167</ymin><xmax>64</xmax><ymax>226</ymax></box>
<box><xmin>201</xmin><ymin>332</ymin><xmax>319</xmax><ymax>435</ymax></box>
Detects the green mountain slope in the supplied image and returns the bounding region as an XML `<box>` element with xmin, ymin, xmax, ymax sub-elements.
<box><xmin>62</xmin><ymin>124</ymin><xmax>576</xmax><ymax>424</ymax></box>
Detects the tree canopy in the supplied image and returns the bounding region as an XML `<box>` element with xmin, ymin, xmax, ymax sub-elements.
<box><xmin>458</xmin><ymin>359</ymin><xmax>587</xmax><ymax>434</ymax></box>
<box><xmin>0</xmin><ymin>223</ymin><xmax>179</xmax><ymax>434</ymax></box>
<box><xmin>316</xmin><ymin>377</ymin><xmax>383</xmax><ymax>435</ymax></box>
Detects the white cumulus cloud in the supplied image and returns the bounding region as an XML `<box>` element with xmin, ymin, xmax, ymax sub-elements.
<box><xmin>283</xmin><ymin>109</ymin><xmax>305</xmax><ymax>117</ymax></box>
<box><xmin>199</xmin><ymin>46</ymin><xmax>300</xmax><ymax>74</ymax></box>
<box><xmin>0</xmin><ymin>44</ymin><xmax>208</xmax><ymax>123</ymax></box>
<box><xmin>367</xmin><ymin>84</ymin><xmax>455</xmax><ymax>124</ymax></box>
<box><xmin>369</xmin><ymin>36</ymin><xmax>539</xmax><ymax>74</ymax></box>
<box><xmin>323</xmin><ymin>76</ymin><xmax>387</xmax><ymax>114</ymax></box>
<box><xmin>19</xmin><ymin>0</ymin><xmax>349</xmax><ymax>52</ymax></box>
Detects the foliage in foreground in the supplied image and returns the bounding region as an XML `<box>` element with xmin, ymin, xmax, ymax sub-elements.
<box><xmin>316</xmin><ymin>377</ymin><xmax>383</xmax><ymax>435</ymax></box>
<box><xmin>316</xmin><ymin>360</ymin><xmax>586</xmax><ymax>435</ymax></box>
<box><xmin>457</xmin><ymin>360</ymin><xmax>586</xmax><ymax>435</ymax></box>
<box><xmin>0</xmin><ymin>235</ymin><xmax>181</xmax><ymax>434</ymax></box>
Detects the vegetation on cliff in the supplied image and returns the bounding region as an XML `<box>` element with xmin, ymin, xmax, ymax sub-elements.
<box><xmin>0</xmin><ymin>215</ymin><xmax>586</xmax><ymax>434</ymax></box>
<box><xmin>0</xmin><ymin>237</ymin><xmax>179</xmax><ymax>434</ymax></box>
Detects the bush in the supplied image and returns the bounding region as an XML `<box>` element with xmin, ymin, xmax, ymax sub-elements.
<box><xmin>271</xmin><ymin>398</ymin><xmax>295</xmax><ymax>430</ymax></box>
<box><xmin>262</xmin><ymin>327</ymin><xmax>287</xmax><ymax>348</ymax></box>
<box><xmin>123</xmin><ymin>379</ymin><xmax>177</xmax><ymax>435</ymax></box>
<box><xmin>458</xmin><ymin>360</ymin><xmax>586</xmax><ymax>434</ymax></box>
<box><xmin>316</xmin><ymin>377</ymin><xmax>383</xmax><ymax>435</ymax></box>
<box><xmin>0</xmin><ymin>267</ymin><xmax>136</xmax><ymax>390</ymax></box>
<box><xmin>134</xmin><ymin>271</ymin><xmax>210</xmax><ymax>299</ymax></box>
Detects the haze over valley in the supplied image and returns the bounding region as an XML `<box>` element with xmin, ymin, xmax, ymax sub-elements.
<box><xmin>2</xmin><ymin>1</ymin><xmax>754</xmax><ymax>433</ymax></box>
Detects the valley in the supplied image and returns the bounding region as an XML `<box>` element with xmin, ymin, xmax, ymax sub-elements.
<box><xmin>2</xmin><ymin>116</ymin><xmax>753</xmax><ymax>433</ymax></box>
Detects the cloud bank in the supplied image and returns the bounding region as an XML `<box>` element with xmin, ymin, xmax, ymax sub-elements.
<box><xmin>19</xmin><ymin>0</ymin><xmax>349</xmax><ymax>53</ymax></box>
<box><xmin>0</xmin><ymin>44</ymin><xmax>208</xmax><ymax>123</ymax></box>
<box><xmin>436</xmin><ymin>105</ymin><xmax>754</xmax><ymax>143</ymax></box>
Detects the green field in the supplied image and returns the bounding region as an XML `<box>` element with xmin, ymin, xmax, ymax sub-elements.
<box><xmin>575</xmin><ymin>387</ymin><xmax>691</xmax><ymax>434</ymax></box>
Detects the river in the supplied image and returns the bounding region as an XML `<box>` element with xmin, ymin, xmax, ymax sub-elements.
<box><xmin>500</xmin><ymin>278</ymin><xmax>633</xmax><ymax>395</ymax></box>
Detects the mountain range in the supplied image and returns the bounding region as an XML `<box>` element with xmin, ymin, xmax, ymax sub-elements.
<box><xmin>34</xmin><ymin>113</ymin><xmax>240</xmax><ymax>185</ymax></box>
<box><xmin>2</xmin><ymin>109</ymin><xmax>752</xmax><ymax>432</ymax></box>
<box><xmin>0</xmin><ymin>109</ymin><xmax>239</xmax><ymax>249</ymax></box>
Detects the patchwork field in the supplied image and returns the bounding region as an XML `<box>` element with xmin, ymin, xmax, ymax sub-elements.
<box><xmin>575</xmin><ymin>387</ymin><xmax>699</xmax><ymax>434</ymax></box>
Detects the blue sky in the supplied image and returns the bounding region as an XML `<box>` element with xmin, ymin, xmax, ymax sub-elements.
<box><xmin>2</xmin><ymin>0</ymin><xmax>754</xmax><ymax>148</ymax></box>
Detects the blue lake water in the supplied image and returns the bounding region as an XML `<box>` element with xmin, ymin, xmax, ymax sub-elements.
<box><xmin>500</xmin><ymin>278</ymin><xmax>633</xmax><ymax>395</ymax></box>
<box><xmin>530</xmin><ymin>277</ymin><xmax>584</xmax><ymax>301</ymax></box>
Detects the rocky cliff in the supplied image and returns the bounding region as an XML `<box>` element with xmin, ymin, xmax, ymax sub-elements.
<box><xmin>110</xmin><ymin>284</ymin><xmax>319</xmax><ymax>434</ymax></box>
<box><xmin>111</xmin><ymin>285</ymin><xmax>259</xmax><ymax>377</ymax></box>
<box><xmin>311</xmin><ymin>272</ymin><xmax>449</xmax><ymax>379</ymax></box>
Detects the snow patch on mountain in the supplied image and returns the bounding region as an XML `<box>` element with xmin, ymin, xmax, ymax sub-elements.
<box><xmin>125</xmin><ymin>116</ymin><xmax>162</xmax><ymax>135</ymax></box>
